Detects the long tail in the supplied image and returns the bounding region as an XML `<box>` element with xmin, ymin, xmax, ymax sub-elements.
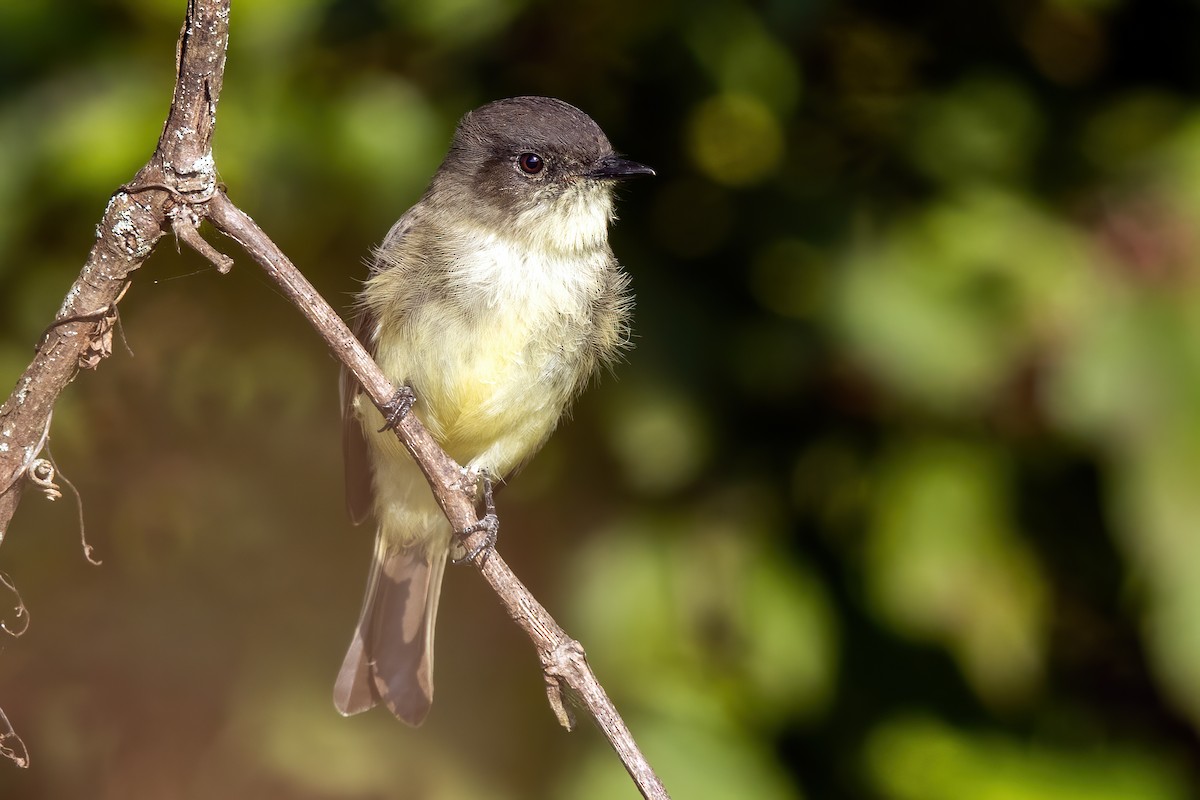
<box><xmin>333</xmin><ymin>531</ymin><xmax>449</xmax><ymax>726</ymax></box>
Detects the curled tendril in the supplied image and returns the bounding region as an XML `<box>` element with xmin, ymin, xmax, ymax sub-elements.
<box><xmin>27</xmin><ymin>453</ymin><xmax>101</xmax><ymax>566</ymax></box>
<box><xmin>27</xmin><ymin>458</ymin><xmax>61</xmax><ymax>501</ymax></box>
<box><xmin>0</xmin><ymin>706</ymin><xmax>29</xmax><ymax>768</ymax></box>
<box><xmin>0</xmin><ymin>571</ymin><xmax>29</xmax><ymax>637</ymax></box>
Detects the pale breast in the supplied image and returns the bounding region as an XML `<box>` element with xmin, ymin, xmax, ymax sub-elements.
<box><xmin>371</xmin><ymin>234</ymin><xmax>610</xmax><ymax>473</ymax></box>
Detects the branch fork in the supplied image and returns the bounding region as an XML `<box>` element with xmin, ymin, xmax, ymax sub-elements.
<box><xmin>0</xmin><ymin>2</ymin><xmax>670</xmax><ymax>797</ymax></box>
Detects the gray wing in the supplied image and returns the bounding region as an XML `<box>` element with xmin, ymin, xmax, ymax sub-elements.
<box><xmin>341</xmin><ymin>308</ymin><xmax>376</xmax><ymax>526</ymax></box>
<box><xmin>341</xmin><ymin>208</ymin><xmax>421</xmax><ymax>525</ymax></box>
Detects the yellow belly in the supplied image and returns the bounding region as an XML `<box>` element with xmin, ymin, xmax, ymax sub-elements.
<box><xmin>368</xmin><ymin>300</ymin><xmax>581</xmax><ymax>478</ymax></box>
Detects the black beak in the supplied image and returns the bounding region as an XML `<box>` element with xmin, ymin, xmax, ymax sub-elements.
<box><xmin>587</xmin><ymin>154</ymin><xmax>656</xmax><ymax>180</ymax></box>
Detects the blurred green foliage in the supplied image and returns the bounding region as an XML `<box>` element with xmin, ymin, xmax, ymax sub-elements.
<box><xmin>3</xmin><ymin>0</ymin><xmax>1200</xmax><ymax>798</ymax></box>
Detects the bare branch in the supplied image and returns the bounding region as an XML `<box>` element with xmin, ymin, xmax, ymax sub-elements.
<box><xmin>0</xmin><ymin>0</ymin><xmax>231</xmax><ymax>771</ymax></box>
<box><xmin>205</xmin><ymin>193</ymin><xmax>670</xmax><ymax>797</ymax></box>
<box><xmin>0</xmin><ymin>0</ymin><xmax>229</xmax><ymax>539</ymax></box>
<box><xmin>0</xmin><ymin>2</ymin><xmax>670</xmax><ymax>797</ymax></box>
<box><xmin>205</xmin><ymin>194</ymin><xmax>469</xmax><ymax>520</ymax></box>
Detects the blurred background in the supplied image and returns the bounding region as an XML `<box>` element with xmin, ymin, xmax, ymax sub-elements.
<box><xmin>3</xmin><ymin>0</ymin><xmax>1200</xmax><ymax>797</ymax></box>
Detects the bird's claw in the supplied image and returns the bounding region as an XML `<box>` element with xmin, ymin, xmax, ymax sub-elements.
<box><xmin>452</xmin><ymin>472</ymin><xmax>499</xmax><ymax>565</ymax></box>
<box><xmin>377</xmin><ymin>385</ymin><xmax>416</xmax><ymax>433</ymax></box>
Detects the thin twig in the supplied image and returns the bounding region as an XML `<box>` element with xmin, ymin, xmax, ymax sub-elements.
<box><xmin>0</xmin><ymin>572</ymin><xmax>29</xmax><ymax>768</ymax></box>
<box><xmin>172</xmin><ymin>211</ymin><xmax>233</xmax><ymax>273</ymax></box>
<box><xmin>0</xmin><ymin>571</ymin><xmax>29</xmax><ymax>638</ymax></box>
<box><xmin>0</xmin><ymin>2</ymin><xmax>670</xmax><ymax>796</ymax></box>
<box><xmin>0</xmin><ymin>706</ymin><xmax>28</xmax><ymax>769</ymax></box>
<box><xmin>207</xmin><ymin>196</ymin><xmax>669</xmax><ymax>798</ymax></box>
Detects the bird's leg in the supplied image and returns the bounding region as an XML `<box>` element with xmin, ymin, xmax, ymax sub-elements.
<box><xmin>376</xmin><ymin>384</ymin><xmax>417</xmax><ymax>432</ymax></box>
<box><xmin>452</xmin><ymin>470</ymin><xmax>499</xmax><ymax>565</ymax></box>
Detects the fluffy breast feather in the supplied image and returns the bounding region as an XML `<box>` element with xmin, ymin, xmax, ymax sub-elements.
<box><xmin>364</xmin><ymin>222</ymin><xmax>623</xmax><ymax>475</ymax></box>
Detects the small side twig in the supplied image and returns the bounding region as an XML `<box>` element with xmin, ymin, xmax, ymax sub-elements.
<box><xmin>171</xmin><ymin>211</ymin><xmax>233</xmax><ymax>273</ymax></box>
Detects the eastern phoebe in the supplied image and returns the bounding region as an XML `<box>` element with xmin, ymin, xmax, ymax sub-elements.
<box><xmin>334</xmin><ymin>96</ymin><xmax>653</xmax><ymax>725</ymax></box>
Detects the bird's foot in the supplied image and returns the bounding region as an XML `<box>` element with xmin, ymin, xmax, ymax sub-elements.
<box><xmin>376</xmin><ymin>385</ymin><xmax>416</xmax><ymax>433</ymax></box>
<box><xmin>452</xmin><ymin>471</ymin><xmax>499</xmax><ymax>565</ymax></box>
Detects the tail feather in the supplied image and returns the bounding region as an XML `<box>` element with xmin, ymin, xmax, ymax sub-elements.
<box><xmin>334</xmin><ymin>533</ymin><xmax>448</xmax><ymax>726</ymax></box>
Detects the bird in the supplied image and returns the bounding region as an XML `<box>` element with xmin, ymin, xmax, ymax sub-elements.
<box><xmin>334</xmin><ymin>96</ymin><xmax>653</xmax><ymax>725</ymax></box>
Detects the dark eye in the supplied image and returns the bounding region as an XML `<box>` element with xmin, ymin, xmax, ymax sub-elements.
<box><xmin>517</xmin><ymin>152</ymin><xmax>544</xmax><ymax>175</ymax></box>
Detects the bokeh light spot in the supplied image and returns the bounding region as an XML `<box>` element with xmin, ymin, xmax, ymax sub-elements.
<box><xmin>687</xmin><ymin>94</ymin><xmax>785</xmax><ymax>187</ymax></box>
